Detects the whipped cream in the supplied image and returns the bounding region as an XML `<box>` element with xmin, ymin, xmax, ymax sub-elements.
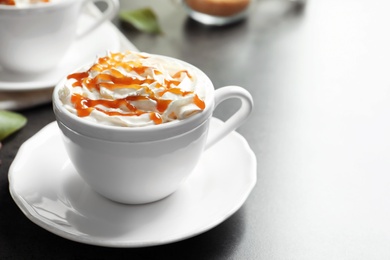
<box><xmin>58</xmin><ymin>51</ymin><xmax>206</xmax><ymax>127</ymax></box>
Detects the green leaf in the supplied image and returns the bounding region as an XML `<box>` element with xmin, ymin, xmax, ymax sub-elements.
<box><xmin>119</xmin><ymin>7</ymin><xmax>163</xmax><ymax>34</ymax></box>
<box><xmin>0</xmin><ymin>110</ymin><xmax>27</xmax><ymax>141</ymax></box>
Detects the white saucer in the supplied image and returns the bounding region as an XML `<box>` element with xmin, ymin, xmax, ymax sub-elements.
<box><xmin>9</xmin><ymin>118</ymin><xmax>257</xmax><ymax>247</ymax></box>
<box><xmin>0</xmin><ymin>14</ymin><xmax>121</xmax><ymax>92</ymax></box>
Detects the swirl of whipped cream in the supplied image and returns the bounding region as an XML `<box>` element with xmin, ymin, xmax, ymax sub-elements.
<box><xmin>58</xmin><ymin>51</ymin><xmax>206</xmax><ymax>127</ymax></box>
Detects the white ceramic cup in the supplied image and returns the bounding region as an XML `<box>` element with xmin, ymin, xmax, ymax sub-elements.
<box><xmin>53</xmin><ymin>55</ymin><xmax>253</xmax><ymax>204</ymax></box>
<box><xmin>0</xmin><ymin>0</ymin><xmax>119</xmax><ymax>74</ymax></box>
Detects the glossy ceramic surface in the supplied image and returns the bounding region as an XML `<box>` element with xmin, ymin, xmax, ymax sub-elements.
<box><xmin>0</xmin><ymin>13</ymin><xmax>121</xmax><ymax>91</ymax></box>
<box><xmin>0</xmin><ymin>0</ymin><xmax>118</xmax><ymax>74</ymax></box>
<box><xmin>9</xmin><ymin>118</ymin><xmax>257</xmax><ymax>247</ymax></box>
<box><xmin>57</xmin><ymin>119</ymin><xmax>210</xmax><ymax>204</ymax></box>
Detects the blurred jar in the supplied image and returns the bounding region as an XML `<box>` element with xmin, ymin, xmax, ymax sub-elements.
<box><xmin>183</xmin><ymin>0</ymin><xmax>254</xmax><ymax>26</ymax></box>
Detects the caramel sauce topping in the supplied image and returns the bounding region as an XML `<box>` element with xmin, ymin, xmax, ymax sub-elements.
<box><xmin>0</xmin><ymin>0</ymin><xmax>49</xmax><ymax>5</ymax></box>
<box><xmin>66</xmin><ymin>52</ymin><xmax>205</xmax><ymax>125</ymax></box>
<box><xmin>0</xmin><ymin>0</ymin><xmax>15</xmax><ymax>5</ymax></box>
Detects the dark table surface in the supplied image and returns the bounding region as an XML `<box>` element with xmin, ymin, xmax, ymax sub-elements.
<box><xmin>2</xmin><ymin>0</ymin><xmax>390</xmax><ymax>259</ymax></box>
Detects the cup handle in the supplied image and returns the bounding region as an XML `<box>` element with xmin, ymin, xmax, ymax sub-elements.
<box><xmin>205</xmin><ymin>86</ymin><xmax>254</xmax><ymax>150</ymax></box>
<box><xmin>76</xmin><ymin>0</ymin><xmax>119</xmax><ymax>39</ymax></box>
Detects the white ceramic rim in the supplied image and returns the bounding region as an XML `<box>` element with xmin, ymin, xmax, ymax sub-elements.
<box><xmin>52</xmin><ymin>55</ymin><xmax>215</xmax><ymax>143</ymax></box>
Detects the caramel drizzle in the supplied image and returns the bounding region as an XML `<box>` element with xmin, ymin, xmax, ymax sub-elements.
<box><xmin>67</xmin><ymin>52</ymin><xmax>205</xmax><ymax>125</ymax></box>
<box><xmin>0</xmin><ymin>0</ymin><xmax>49</xmax><ymax>5</ymax></box>
<box><xmin>0</xmin><ymin>0</ymin><xmax>15</xmax><ymax>5</ymax></box>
